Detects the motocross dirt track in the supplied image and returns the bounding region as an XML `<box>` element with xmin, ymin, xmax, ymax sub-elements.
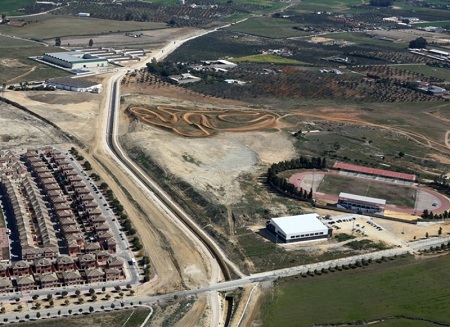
<box><xmin>127</xmin><ymin>105</ymin><xmax>280</xmax><ymax>137</ymax></box>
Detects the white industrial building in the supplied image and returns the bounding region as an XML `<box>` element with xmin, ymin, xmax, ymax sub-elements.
<box><xmin>44</xmin><ymin>77</ymin><xmax>102</xmax><ymax>93</ymax></box>
<box><xmin>42</xmin><ymin>51</ymin><xmax>108</xmax><ymax>69</ymax></box>
<box><xmin>267</xmin><ymin>213</ymin><xmax>332</xmax><ymax>243</ymax></box>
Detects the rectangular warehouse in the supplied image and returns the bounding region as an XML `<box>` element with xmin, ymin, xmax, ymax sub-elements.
<box><xmin>267</xmin><ymin>213</ymin><xmax>332</xmax><ymax>243</ymax></box>
<box><xmin>338</xmin><ymin>192</ymin><xmax>386</xmax><ymax>215</ymax></box>
<box><xmin>44</xmin><ymin>77</ymin><xmax>102</xmax><ymax>93</ymax></box>
<box><xmin>42</xmin><ymin>51</ymin><xmax>108</xmax><ymax>69</ymax></box>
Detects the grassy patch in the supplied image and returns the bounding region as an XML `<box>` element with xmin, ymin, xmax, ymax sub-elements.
<box><xmin>236</xmin><ymin>229</ymin><xmax>353</xmax><ymax>273</ymax></box>
<box><xmin>227</xmin><ymin>17</ymin><xmax>309</xmax><ymax>38</ymax></box>
<box><xmin>334</xmin><ymin>233</ymin><xmax>356</xmax><ymax>242</ymax></box>
<box><xmin>0</xmin><ymin>15</ymin><xmax>166</xmax><ymax>39</ymax></box>
<box><xmin>317</xmin><ymin>174</ymin><xmax>416</xmax><ymax>208</ymax></box>
<box><xmin>18</xmin><ymin>308</ymin><xmax>152</xmax><ymax>327</ymax></box>
<box><xmin>260</xmin><ymin>255</ymin><xmax>450</xmax><ymax>327</ymax></box>
<box><xmin>345</xmin><ymin>239</ymin><xmax>389</xmax><ymax>250</ymax></box>
<box><xmin>231</xmin><ymin>54</ymin><xmax>309</xmax><ymax>65</ymax></box>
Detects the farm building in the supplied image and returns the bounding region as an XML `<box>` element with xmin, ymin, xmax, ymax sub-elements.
<box><xmin>337</xmin><ymin>192</ymin><xmax>386</xmax><ymax>215</ymax></box>
<box><xmin>168</xmin><ymin>73</ymin><xmax>201</xmax><ymax>84</ymax></box>
<box><xmin>44</xmin><ymin>77</ymin><xmax>102</xmax><ymax>93</ymax></box>
<box><xmin>266</xmin><ymin>213</ymin><xmax>332</xmax><ymax>243</ymax></box>
<box><xmin>42</xmin><ymin>51</ymin><xmax>108</xmax><ymax>69</ymax></box>
<box><xmin>333</xmin><ymin>162</ymin><xmax>416</xmax><ymax>183</ymax></box>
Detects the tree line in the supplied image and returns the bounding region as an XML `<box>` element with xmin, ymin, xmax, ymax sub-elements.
<box><xmin>421</xmin><ymin>209</ymin><xmax>450</xmax><ymax>220</ymax></box>
<box><xmin>369</xmin><ymin>0</ymin><xmax>393</xmax><ymax>7</ymax></box>
<box><xmin>266</xmin><ymin>156</ymin><xmax>326</xmax><ymax>200</ymax></box>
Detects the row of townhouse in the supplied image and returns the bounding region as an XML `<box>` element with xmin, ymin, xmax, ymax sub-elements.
<box><xmin>25</xmin><ymin>148</ymin><xmax>116</xmax><ymax>259</ymax></box>
<box><xmin>0</xmin><ymin>252</ymin><xmax>125</xmax><ymax>292</ymax></box>
<box><xmin>0</xmin><ymin>153</ymin><xmax>59</xmax><ymax>261</ymax></box>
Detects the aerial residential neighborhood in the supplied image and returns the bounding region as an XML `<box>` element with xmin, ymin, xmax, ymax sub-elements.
<box><xmin>1</xmin><ymin>0</ymin><xmax>450</xmax><ymax>326</ymax></box>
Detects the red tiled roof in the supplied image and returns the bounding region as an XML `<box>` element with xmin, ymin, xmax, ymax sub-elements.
<box><xmin>333</xmin><ymin>162</ymin><xmax>416</xmax><ymax>181</ymax></box>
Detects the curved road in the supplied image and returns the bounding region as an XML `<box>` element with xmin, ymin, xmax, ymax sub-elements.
<box><xmin>99</xmin><ymin>24</ymin><xmax>247</xmax><ymax>326</ymax></box>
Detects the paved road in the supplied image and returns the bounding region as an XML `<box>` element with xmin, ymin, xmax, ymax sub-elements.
<box><xmin>99</xmin><ymin>27</ymin><xmax>239</xmax><ymax>327</ymax></box>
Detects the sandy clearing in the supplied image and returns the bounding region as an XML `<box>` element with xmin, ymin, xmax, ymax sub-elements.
<box><xmin>373</xmin><ymin>217</ymin><xmax>450</xmax><ymax>243</ymax></box>
<box><xmin>0</xmin><ymin>101</ymin><xmax>63</xmax><ymax>148</ymax></box>
<box><xmin>122</xmin><ymin>123</ymin><xmax>294</xmax><ymax>205</ymax></box>
<box><xmin>173</xmin><ymin>294</ymin><xmax>208</xmax><ymax>327</ymax></box>
<box><xmin>3</xmin><ymin>90</ymin><xmax>101</xmax><ymax>144</ymax></box>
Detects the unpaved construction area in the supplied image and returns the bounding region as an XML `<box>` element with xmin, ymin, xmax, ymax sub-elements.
<box><xmin>2</xmin><ymin>89</ymin><xmax>102</xmax><ymax>144</ymax></box>
<box><xmin>0</xmin><ymin>101</ymin><xmax>64</xmax><ymax>148</ymax></box>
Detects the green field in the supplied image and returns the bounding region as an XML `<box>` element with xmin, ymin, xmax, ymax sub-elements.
<box><xmin>231</xmin><ymin>54</ymin><xmax>309</xmax><ymax>65</ymax></box>
<box><xmin>317</xmin><ymin>174</ymin><xmax>416</xmax><ymax>207</ymax></box>
<box><xmin>1</xmin><ymin>0</ymin><xmax>35</xmax><ymax>16</ymax></box>
<box><xmin>260</xmin><ymin>255</ymin><xmax>450</xmax><ymax>327</ymax></box>
<box><xmin>390</xmin><ymin>64</ymin><xmax>450</xmax><ymax>82</ymax></box>
<box><xmin>0</xmin><ymin>36</ymin><xmax>69</xmax><ymax>83</ymax></box>
<box><xmin>323</xmin><ymin>32</ymin><xmax>407</xmax><ymax>50</ymax></box>
<box><xmin>20</xmin><ymin>307</ymin><xmax>152</xmax><ymax>327</ymax></box>
<box><xmin>227</xmin><ymin>17</ymin><xmax>310</xmax><ymax>38</ymax></box>
<box><xmin>291</xmin><ymin>0</ymin><xmax>364</xmax><ymax>13</ymax></box>
<box><xmin>0</xmin><ymin>15</ymin><xmax>166</xmax><ymax>39</ymax></box>
<box><xmin>237</xmin><ymin>228</ymin><xmax>354</xmax><ymax>273</ymax></box>
<box><xmin>414</xmin><ymin>21</ymin><xmax>450</xmax><ymax>27</ymax></box>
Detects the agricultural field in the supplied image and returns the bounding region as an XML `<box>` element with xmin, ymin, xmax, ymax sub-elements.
<box><xmin>1</xmin><ymin>0</ymin><xmax>35</xmax><ymax>16</ymax></box>
<box><xmin>165</xmin><ymin>27</ymin><xmax>450</xmax><ymax>105</ymax></box>
<box><xmin>226</xmin><ymin>17</ymin><xmax>310</xmax><ymax>38</ymax></box>
<box><xmin>289</xmin><ymin>0</ymin><xmax>362</xmax><ymax>13</ymax></box>
<box><xmin>259</xmin><ymin>255</ymin><xmax>450</xmax><ymax>327</ymax></box>
<box><xmin>414</xmin><ymin>21</ymin><xmax>450</xmax><ymax>28</ymax></box>
<box><xmin>317</xmin><ymin>174</ymin><xmax>416</xmax><ymax>207</ymax></box>
<box><xmin>0</xmin><ymin>15</ymin><xmax>167</xmax><ymax>40</ymax></box>
<box><xmin>230</xmin><ymin>54</ymin><xmax>309</xmax><ymax>65</ymax></box>
<box><xmin>49</xmin><ymin>1</ymin><xmax>269</xmax><ymax>28</ymax></box>
<box><xmin>389</xmin><ymin>64</ymin><xmax>450</xmax><ymax>82</ymax></box>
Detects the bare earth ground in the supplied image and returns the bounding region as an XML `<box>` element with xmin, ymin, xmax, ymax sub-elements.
<box><xmin>121</xmin><ymin>94</ymin><xmax>295</xmax><ymax>206</ymax></box>
<box><xmin>2</xmin><ymin>90</ymin><xmax>101</xmax><ymax>144</ymax></box>
<box><xmin>0</xmin><ymin>101</ymin><xmax>63</xmax><ymax>148</ymax></box>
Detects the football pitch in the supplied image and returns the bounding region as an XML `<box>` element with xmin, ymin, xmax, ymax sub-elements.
<box><xmin>317</xmin><ymin>174</ymin><xmax>416</xmax><ymax>208</ymax></box>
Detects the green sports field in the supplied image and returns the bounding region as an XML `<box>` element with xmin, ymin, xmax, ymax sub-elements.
<box><xmin>317</xmin><ymin>174</ymin><xmax>416</xmax><ymax>208</ymax></box>
<box><xmin>260</xmin><ymin>255</ymin><xmax>450</xmax><ymax>327</ymax></box>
